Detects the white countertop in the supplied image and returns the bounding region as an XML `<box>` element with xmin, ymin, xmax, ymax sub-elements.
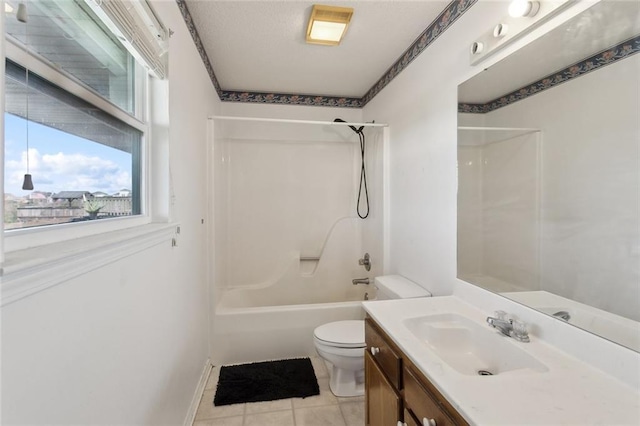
<box><xmin>363</xmin><ymin>296</ymin><xmax>640</xmax><ymax>426</ymax></box>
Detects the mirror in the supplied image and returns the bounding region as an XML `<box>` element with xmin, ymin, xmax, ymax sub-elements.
<box><xmin>457</xmin><ymin>1</ymin><xmax>640</xmax><ymax>352</ymax></box>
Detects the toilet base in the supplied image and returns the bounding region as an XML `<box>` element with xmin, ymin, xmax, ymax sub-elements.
<box><xmin>328</xmin><ymin>364</ymin><xmax>365</xmax><ymax>397</ymax></box>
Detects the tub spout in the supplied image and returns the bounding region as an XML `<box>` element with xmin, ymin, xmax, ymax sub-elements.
<box><xmin>352</xmin><ymin>278</ymin><xmax>370</xmax><ymax>285</ymax></box>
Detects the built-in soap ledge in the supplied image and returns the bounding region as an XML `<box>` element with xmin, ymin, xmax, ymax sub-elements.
<box><xmin>299</xmin><ymin>255</ymin><xmax>320</xmax><ymax>275</ymax></box>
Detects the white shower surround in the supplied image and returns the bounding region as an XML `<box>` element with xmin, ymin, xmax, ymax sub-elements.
<box><xmin>219</xmin><ymin>217</ymin><xmax>371</xmax><ymax>308</ymax></box>
<box><xmin>211</xmin><ymin>109</ymin><xmax>384</xmax><ymax>364</ymax></box>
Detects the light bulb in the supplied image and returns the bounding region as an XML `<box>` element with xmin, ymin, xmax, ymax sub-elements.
<box><xmin>508</xmin><ymin>0</ymin><xmax>539</xmax><ymax>17</ymax></box>
<box><xmin>470</xmin><ymin>41</ymin><xmax>484</xmax><ymax>55</ymax></box>
<box><xmin>16</xmin><ymin>2</ymin><xmax>27</xmax><ymax>23</ymax></box>
<box><xmin>493</xmin><ymin>23</ymin><xmax>509</xmax><ymax>38</ymax></box>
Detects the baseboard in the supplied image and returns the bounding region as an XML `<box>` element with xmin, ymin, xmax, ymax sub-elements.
<box><xmin>183</xmin><ymin>358</ymin><xmax>212</xmax><ymax>426</ymax></box>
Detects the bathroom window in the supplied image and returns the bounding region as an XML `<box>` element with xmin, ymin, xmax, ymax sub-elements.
<box><xmin>4</xmin><ymin>59</ymin><xmax>143</xmax><ymax>230</ymax></box>
<box><xmin>0</xmin><ymin>0</ymin><xmax>169</xmax><ymax>266</ymax></box>
<box><xmin>4</xmin><ymin>0</ymin><xmax>138</xmax><ymax>114</ymax></box>
<box><xmin>2</xmin><ymin>0</ymin><xmax>167</xmax><ymax>242</ymax></box>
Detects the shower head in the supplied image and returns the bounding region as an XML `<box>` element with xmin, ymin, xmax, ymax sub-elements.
<box><xmin>335</xmin><ymin>117</ymin><xmax>370</xmax><ymax>219</ymax></box>
<box><xmin>334</xmin><ymin>118</ymin><xmax>364</xmax><ymax>134</ymax></box>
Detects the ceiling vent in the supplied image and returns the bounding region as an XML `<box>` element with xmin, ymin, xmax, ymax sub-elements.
<box><xmin>306</xmin><ymin>4</ymin><xmax>354</xmax><ymax>46</ymax></box>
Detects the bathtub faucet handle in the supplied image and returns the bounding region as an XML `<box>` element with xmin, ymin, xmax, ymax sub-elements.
<box><xmin>358</xmin><ymin>253</ymin><xmax>371</xmax><ymax>271</ymax></box>
<box><xmin>352</xmin><ymin>278</ymin><xmax>370</xmax><ymax>285</ymax></box>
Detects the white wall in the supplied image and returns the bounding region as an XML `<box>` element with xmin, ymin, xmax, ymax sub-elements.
<box><xmin>362</xmin><ymin>1</ymin><xmax>508</xmax><ymax>295</ymax></box>
<box><xmin>0</xmin><ymin>1</ymin><xmax>219</xmax><ymax>424</ymax></box>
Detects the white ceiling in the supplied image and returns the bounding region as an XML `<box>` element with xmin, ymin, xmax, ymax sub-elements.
<box><xmin>183</xmin><ymin>1</ymin><xmax>449</xmax><ymax>97</ymax></box>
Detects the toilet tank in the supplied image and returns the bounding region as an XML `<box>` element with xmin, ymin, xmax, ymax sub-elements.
<box><xmin>373</xmin><ymin>275</ymin><xmax>432</xmax><ymax>300</ymax></box>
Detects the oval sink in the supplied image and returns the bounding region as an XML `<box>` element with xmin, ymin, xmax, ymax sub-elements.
<box><xmin>402</xmin><ymin>313</ymin><xmax>548</xmax><ymax>376</ymax></box>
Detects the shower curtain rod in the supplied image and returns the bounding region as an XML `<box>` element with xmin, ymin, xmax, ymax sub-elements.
<box><xmin>209</xmin><ymin>115</ymin><xmax>388</xmax><ymax>127</ymax></box>
<box><xmin>458</xmin><ymin>126</ymin><xmax>540</xmax><ymax>132</ymax></box>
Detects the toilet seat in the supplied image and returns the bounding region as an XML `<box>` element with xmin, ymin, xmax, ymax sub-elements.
<box><xmin>313</xmin><ymin>320</ymin><xmax>365</xmax><ymax>349</ymax></box>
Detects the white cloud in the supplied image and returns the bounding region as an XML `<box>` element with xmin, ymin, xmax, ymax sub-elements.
<box><xmin>5</xmin><ymin>149</ymin><xmax>132</xmax><ymax>195</ymax></box>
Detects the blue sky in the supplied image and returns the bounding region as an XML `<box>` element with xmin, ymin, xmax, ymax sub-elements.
<box><xmin>4</xmin><ymin>114</ymin><xmax>132</xmax><ymax>196</ymax></box>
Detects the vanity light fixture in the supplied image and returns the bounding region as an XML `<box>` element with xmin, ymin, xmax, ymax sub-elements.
<box><xmin>306</xmin><ymin>4</ymin><xmax>353</xmax><ymax>46</ymax></box>
<box><xmin>508</xmin><ymin>0</ymin><xmax>540</xmax><ymax>18</ymax></box>
<box><xmin>470</xmin><ymin>0</ymin><xmax>570</xmax><ymax>65</ymax></box>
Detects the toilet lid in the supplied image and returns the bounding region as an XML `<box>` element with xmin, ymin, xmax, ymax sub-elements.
<box><xmin>314</xmin><ymin>320</ymin><xmax>365</xmax><ymax>348</ymax></box>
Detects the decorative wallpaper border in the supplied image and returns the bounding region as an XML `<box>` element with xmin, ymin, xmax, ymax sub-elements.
<box><xmin>361</xmin><ymin>0</ymin><xmax>477</xmax><ymax>107</ymax></box>
<box><xmin>176</xmin><ymin>0</ymin><xmax>476</xmax><ymax>108</ymax></box>
<box><xmin>175</xmin><ymin>0</ymin><xmax>223</xmax><ymax>97</ymax></box>
<box><xmin>458</xmin><ymin>35</ymin><xmax>640</xmax><ymax>114</ymax></box>
<box><xmin>221</xmin><ymin>91</ymin><xmax>362</xmax><ymax>108</ymax></box>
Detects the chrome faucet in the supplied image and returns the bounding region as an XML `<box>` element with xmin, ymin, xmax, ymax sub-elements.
<box><xmin>352</xmin><ymin>278</ymin><xmax>370</xmax><ymax>285</ymax></box>
<box><xmin>486</xmin><ymin>311</ymin><xmax>530</xmax><ymax>342</ymax></box>
<box><xmin>358</xmin><ymin>253</ymin><xmax>371</xmax><ymax>271</ymax></box>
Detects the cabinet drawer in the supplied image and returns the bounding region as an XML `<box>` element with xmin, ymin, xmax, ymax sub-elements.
<box><xmin>404</xmin><ymin>367</ymin><xmax>457</xmax><ymax>426</ymax></box>
<box><xmin>365</xmin><ymin>318</ymin><xmax>401</xmax><ymax>389</ymax></box>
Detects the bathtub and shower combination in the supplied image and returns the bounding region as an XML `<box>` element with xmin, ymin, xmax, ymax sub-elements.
<box><xmin>210</xmin><ymin>117</ymin><xmax>385</xmax><ymax>365</ymax></box>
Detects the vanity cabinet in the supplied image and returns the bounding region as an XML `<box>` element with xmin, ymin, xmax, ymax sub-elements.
<box><xmin>365</xmin><ymin>316</ymin><xmax>468</xmax><ymax>426</ymax></box>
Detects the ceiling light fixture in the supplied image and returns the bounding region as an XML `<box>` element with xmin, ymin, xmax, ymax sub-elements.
<box><xmin>5</xmin><ymin>3</ymin><xmax>14</xmax><ymax>13</ymax></box>
<box><xmin>508</xmin><ymin>0</ymin><xmax>540</xmax><ymax>18</ymax></box>
<box><xmin>306</xmin><ymin>4</ymin><xmax>353</xmax><ymax>46</ymax></box>
<box><xmin>21</xmin><ymin>64</ymin><xmax>33</xmax><ymax>190</ymax></box>
<box><xmin>18</xmin><ymin>2</ymin><xmax>33</xmax><ymax>190</ymax></box>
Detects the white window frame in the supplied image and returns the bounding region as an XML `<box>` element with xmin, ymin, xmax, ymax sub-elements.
<box><xmin>2</xmin><ymin>36</ymin><xmax>154</xmax><ymax>252</ymax></box>
<box><xmin>0</xmin><ymin>0</ymin><xmax>174</xmax><ymax>306</ymax></box>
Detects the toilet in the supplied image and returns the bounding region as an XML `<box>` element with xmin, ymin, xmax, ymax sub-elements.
<box><xmin>313</xmin><ymin>275</ymin><xmax>432</xmax><ymax>397</ymax></box>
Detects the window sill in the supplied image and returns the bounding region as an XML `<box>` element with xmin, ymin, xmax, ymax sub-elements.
<box><xmin>1</xmin><ymin>223</ymin><xmax>179</xmax><ymax>306</ymax></box>
<box><xmin>4</xmin><ymin>215</ymin><xmax>153</xmax><ymax>252</ymax></box>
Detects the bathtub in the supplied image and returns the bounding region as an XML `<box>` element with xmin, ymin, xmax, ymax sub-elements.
<box><xmin>210</xmin><ymin>214</ymin><xmax>381</xmax><ymax>364</ymax></box>
<box><xmin>211</xmin><ymin>292</ymin><xmax>370</xmax><ymax>365</ymax></box>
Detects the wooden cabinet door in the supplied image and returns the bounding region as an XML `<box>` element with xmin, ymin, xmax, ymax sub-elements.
<box><xmin>365</xmin><ymin>350</ymin><xmax>401</xmax><ymax>426</ymax></box>
<box><xmin>403</xmin><ymin>409</ymin><xmax>422</xmax><ymax>426</ymax></box>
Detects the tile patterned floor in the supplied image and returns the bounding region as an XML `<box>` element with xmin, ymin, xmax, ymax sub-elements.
<box><xmin>193</xmin><ymin>356</ymin><xmax>365</xmax><ymax>426</ymax></box>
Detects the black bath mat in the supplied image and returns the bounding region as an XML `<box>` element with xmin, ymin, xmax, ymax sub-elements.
<box><xmin>213</xmin><ymin>357</ymin><xmax>320</xmax><ymax>406</ymax></box>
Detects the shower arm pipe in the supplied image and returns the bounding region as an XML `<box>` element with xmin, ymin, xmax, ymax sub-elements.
<box><xmin>209</xmin><ymin>115</ymin><xmax>388</xmax><ymax>128</ymax></box>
